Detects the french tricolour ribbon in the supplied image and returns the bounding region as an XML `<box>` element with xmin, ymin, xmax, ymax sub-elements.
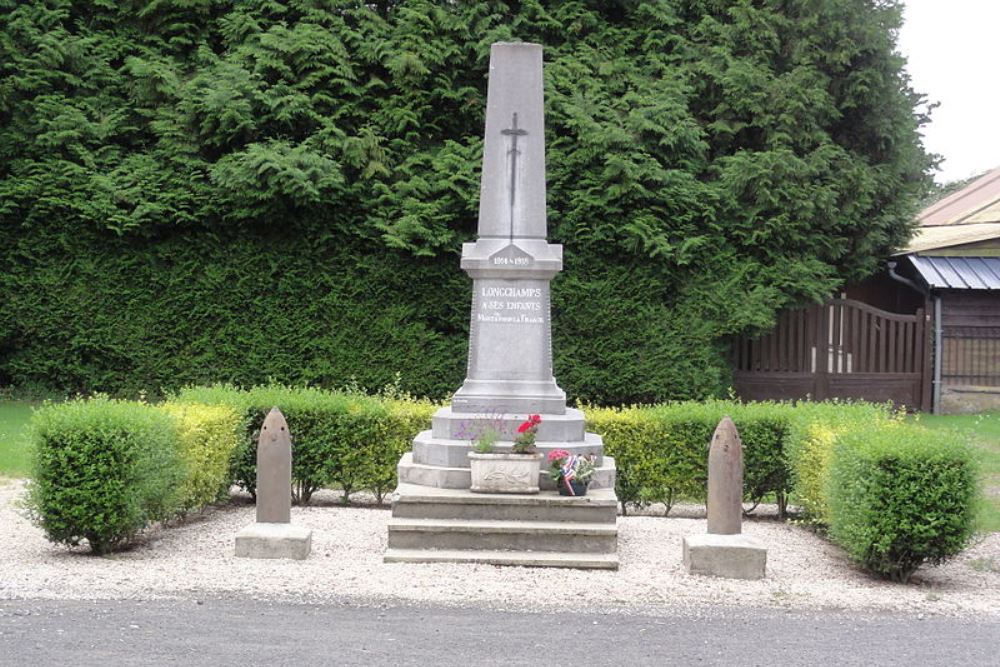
<box><xmin>560</xmin><ymin>455</ymin><xmax>579</xmax><ymax>496</ymax></box>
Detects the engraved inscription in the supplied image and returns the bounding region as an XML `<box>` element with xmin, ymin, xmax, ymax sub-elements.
<box><xmin>476</xmin><ymin>285</ymin><xmax>544</xmax><ymax>324</ymax></box>
<box><xmin>493</xmin><ymin>255</ymin><xmax>530</xmax><ymax>266</ymax></box>
<box><xmin>489</xmin><ymin>242</ymin><xmax>533</xmax><ymax>268</ymax></box>
<box><xmin>483</xmin><ymin>468</ymin><xmax>531</xmax><ymax>484</ymax></box>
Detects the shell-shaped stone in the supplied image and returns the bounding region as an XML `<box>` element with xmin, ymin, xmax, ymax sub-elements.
<box><xmin>707</xmin><ymin>416</ymin><xmax>743</xmax><ymax>535</ymax></box>
<box><xmin>256</xmin><ymin>407</ymin><xmax>291</xmax><ymax>524</ymax></box>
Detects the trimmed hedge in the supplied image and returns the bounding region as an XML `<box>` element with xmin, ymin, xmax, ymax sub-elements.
<box><xmin>376</xmin><ymin>398</ymin><xmax>442</xmax><ymax>502</ymax></box>
<box><xmin>784</xmin><ymin>401</ymin><xmax>896</xmax><ymax>526</ymax></box>
<box><xmin>174</xmin><ymin>385</ymin><xmax>438</xmax><ymax>504</ymax></box>
<box><xmin>28</xmin><ymin>398</ymin><xmax>184</xmax><ymax>554</ymax></box>
<box><xmin>27</xmin><ymin>397</ymin><xmax>242</xmax><ymax>553</ymax></box>
<box><xmin>26</xmin><ymin>390</ymin><xmax>979</xmax><ymax>579</ymax></box>
<box><xmin>589</xmin><ymin>399</ymin><xmax>978</xmax><ymax>579</ymax></box>
<box><xmin>587</xmin><ymin>401</ymin><xmax>791</xmax><ymax>515</ymax></box>
<box><xmin>826</xmin><ymin>424</ymin><xmax>977</xmax><ymax>582</ymax></box>
<box><xmin>159</xmin><ymin>403</ymin><xmax>242</xmax><ymax>516</ymax></box>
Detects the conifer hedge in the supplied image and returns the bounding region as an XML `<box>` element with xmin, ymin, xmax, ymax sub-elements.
<box><xmin>0</xmin><ymin>1</ymin><xmax>931</xmax><ymax>402</ymax></box>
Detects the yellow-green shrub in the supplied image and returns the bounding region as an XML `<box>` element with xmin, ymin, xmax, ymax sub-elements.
<box><xmin>587</xmin><ymin>406</ymin><xmax>675</xmax><ymax>514</ymax></box>
<box><xmin>368</xmin><ymin>398</ymin><xmax>440</xmax><ymax>502</ymax></box>
<box><xmin>160</xmin><ymin>402</ymin><xmax>242</xmax><ymax>514</ymax></box>
<box><xmin>175</xmin><ymin>385</ymin><xmax>439</xmax><ymax>503</ymax></box>
<box><xmin>784</xmin><ymin>401</ymin><xmax>898</xmax><ymax>524</ymax></box>
<box><xmin>788</xmin><ymin>422</ymin><xmax>838</xmax><ymax>524</ymax></box>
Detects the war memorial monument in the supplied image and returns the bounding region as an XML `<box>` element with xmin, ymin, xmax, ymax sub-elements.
<box><xmin>384</xmin><ymin>42</ymin><xmax>620</xmax><ymax>569</ymax></box>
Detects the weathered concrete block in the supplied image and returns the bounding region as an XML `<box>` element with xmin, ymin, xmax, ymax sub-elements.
<box><xmin>235</xmin><ymin>522</ymin><xmax>312</xmax><ymax>560</ymax></box>
<box><xmin>941</xmin><ymin>386</ymin><xmax>1000</xmax><ymax>414</ymax></box>
<box><xmin>682</xmin><ymin>533</ymin><xmax>767</xmax><ymax>580</ymax></box>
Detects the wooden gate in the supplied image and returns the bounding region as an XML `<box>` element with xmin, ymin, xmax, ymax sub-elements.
<box><xmin>733</xmin><ymin>299</ymin><xmax>932</xmax><ymax>411</ymax></box>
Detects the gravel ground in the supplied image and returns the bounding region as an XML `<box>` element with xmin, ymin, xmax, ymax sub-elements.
<box><xmin>2</xmin><ymin>479</ymin><xmax>997</xmax><ymax>617</ymax></box>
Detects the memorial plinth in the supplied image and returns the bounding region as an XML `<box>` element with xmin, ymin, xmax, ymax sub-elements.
<box><xmin>387</xmin><ymin>42</ymin><xmax>618</xmax><ymax>569</ymax></box>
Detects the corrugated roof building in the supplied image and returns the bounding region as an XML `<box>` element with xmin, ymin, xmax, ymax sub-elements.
<box><xmin>891</xmin><ymin>168</ymin><xmax>1000</xmax><ymax>412</ymax></box>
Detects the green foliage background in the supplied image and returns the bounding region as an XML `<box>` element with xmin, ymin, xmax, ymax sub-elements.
<box><xmin>0</xmin><ymin>0</ymin><xmax>932</xmax><ymax>402</ymax></box>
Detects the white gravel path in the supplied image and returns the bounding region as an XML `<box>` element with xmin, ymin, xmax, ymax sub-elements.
<box><xmin>1</xmin><ymin>479</ymin><xmax>997</xmax><ymax>617</ymax></box>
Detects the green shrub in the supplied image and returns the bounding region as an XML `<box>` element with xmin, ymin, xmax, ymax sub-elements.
<box><xmin>587</xmin><ymin>401</ymin><xmax>791</xmax><ymax>515</ymax></box>
<box><xmin>785</xmin><ymin>401</ymin><xmax>896</xmax><ymax>525</ymax></box>
<box><xmin>175</xmin><ymin>385</ymin><xmax>437</xmax><ymax>504</ymax></box>
<box><xmin>159</xmin><ymin>402</ymin><xmax>242</xmax><ymax>515</ymax></box>
<box><xmin>826</xmin><ymin>423</ymin><xmax>977</xmax><ymax>582</ymax></box>
<box><xmin>27</xmin><ymin>397</ymin><xmax>182</xmax><ymax>554</ymax></box>
<box><xmin>369</xmin><ymin>398</ymin><xmax>439</xmax><ymax>502</ymax></box>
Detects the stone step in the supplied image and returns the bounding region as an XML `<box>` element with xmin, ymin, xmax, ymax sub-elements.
<box><xmin>383</xmin><ymin>548</ymin><xmax>619</xmax><ymax>570</ymax></box>
<box><xmin>391</xmin><ymin>483</ymin><xmax>617</xmax><ymax>523</ymax></box>
<box><xmin>430</xmin><ymin>406</ymin><xmax>587</xmax><ymax>442</ymax></box>
<box><xmin>397</xmin><ymin>452</ymin><xmax>616</xmax><ymax>491</ymax></box>
<box><xmin>413</xmin><ymin>430</ymin><xmax>604</xmax><ymax>468</ymax></box>
<box><xmin>386</xmin><ymin>517</ymin><xmax>618</xmax><ymax>554</ymax></box>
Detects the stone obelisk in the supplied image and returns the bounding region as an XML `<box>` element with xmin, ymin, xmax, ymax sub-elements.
<box><xmin>395</xmin><ymin>42</ymin><xmax>614</xmax><ymax>488</ymax></box>
<box><xmin>452</xmin><ymin>41</ymin><xmax>565</xmax><ymax>415</ymax></box>
<box><xmin>235</xmin><ymin>408</ymin><xmax>312</xmax><ymax>560</ymax></box>
<box><xmin>682</xmin><ymin>417</ymin><xmax>766</xmax><ymax>579</ymax></box>
<box><xmin>386</xmin><ymin>42</ymin><xmax>619</xmax><ymax>570</ymax></box>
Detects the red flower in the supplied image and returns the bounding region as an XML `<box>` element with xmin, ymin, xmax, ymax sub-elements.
<box><xmin>517</xmin><ymin>414</ymin><xmax>542</xmax><ymax>433</ymax></box>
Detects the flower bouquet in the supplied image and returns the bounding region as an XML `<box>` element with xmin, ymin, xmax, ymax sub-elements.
<box><xmin>546</xmin><ymin>449</ymin><xmax>597</xmax><ymax>496</ymax></box>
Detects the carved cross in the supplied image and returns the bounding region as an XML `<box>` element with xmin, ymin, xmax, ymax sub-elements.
<box><xmin>501</xmin><ymin>112</ymin><xmax>528</xmax><ymax>242</ymax></box>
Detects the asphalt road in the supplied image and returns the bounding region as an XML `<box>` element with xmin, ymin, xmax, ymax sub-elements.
<box><xmin>1</xmin><ymin>597</ymin><xmax>998</xmax><ymax>666</ymax></box>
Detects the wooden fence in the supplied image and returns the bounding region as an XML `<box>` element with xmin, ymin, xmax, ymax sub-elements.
<box><xmin>733</xmin><ymin>299</ymin><xmax>932</xmax><ymax>411</ymax></box>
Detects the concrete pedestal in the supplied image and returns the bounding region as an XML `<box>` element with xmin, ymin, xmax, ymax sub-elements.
<box><xmin>682</xmin><ymin>533</ymin><xmax>767</xmax><ymax>580</ymax></box>
<box><xmin>385</xmin><ymin>483</ymin><xmax>619</xmax><ymax>569</ymax></box>
<box><xmin>235</xmin><ymin>522</ymin><xmax>312</xmax><ymax>560</ymax></box>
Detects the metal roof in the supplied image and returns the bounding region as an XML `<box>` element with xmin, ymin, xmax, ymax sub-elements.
<box><xmin>896</xmin><ymin>222</ymin><xmax>1000</xmax><ymax>255</ymax></box>
<box><xmin>910</xmin><ymin>255</ymin><xmax>1000</xmax><ymax>290</ymax></box>
<box><xmin>898</xmin><ymin>167</ymin><xmax>1000</xmax><ymax>254</ymax></box>
<box><xmin>919</xmin><ymin>167</ymin><xmax>1000</xmax><ymax>227</ymax></box>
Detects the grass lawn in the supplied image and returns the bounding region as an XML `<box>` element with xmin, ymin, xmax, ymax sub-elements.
<box><xmin>0</xmin><ymin>401</ymin><xmax>36</xmax><ymax>478</ymax></box>
<box><xmin>918</xmin><ymin>411</ymin><xmax>1000</xmax><ymax>533</ymax></box>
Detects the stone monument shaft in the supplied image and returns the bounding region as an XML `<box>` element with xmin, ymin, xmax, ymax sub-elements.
<box><xmin>394</xmin><ymin>40</ymin><xmax>616</xmax><ymax>501</ymax></box>
<box><xmin>452</xmin><ymin>42</ymin><xmax>566</xmax><ymax>416</ymax></box>
<box><xmin>477</xmin><ymin>43</ymin><xmax>547</xmax><ymax>240</ymax></box>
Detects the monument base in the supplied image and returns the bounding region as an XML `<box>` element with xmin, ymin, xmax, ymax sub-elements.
<box><xmin>385</xmin><ymin>483</ymin><xmax>619</xmax><ymax>570</ymax></box>
<box><xmin>682</xmin><ymin>533</ymin><xmax>767</xmax><ymax>580</ymax></box>
<box><xmin>235</xmin><ymin>522</ymin><xmax>312</xmax><ymax>560</ymax></box>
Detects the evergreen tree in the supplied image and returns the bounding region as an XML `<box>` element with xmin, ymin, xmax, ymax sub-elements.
<box><xmin>0</xmin><ymin>1</ymin><xmax>933</xmax><ymax>402</ymax></box>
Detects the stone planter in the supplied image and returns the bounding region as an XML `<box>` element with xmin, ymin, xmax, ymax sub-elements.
<box><xmin>468</xmin><ymin>452</ymin><xmax>543</xmax><ymax>494</ymax></box>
